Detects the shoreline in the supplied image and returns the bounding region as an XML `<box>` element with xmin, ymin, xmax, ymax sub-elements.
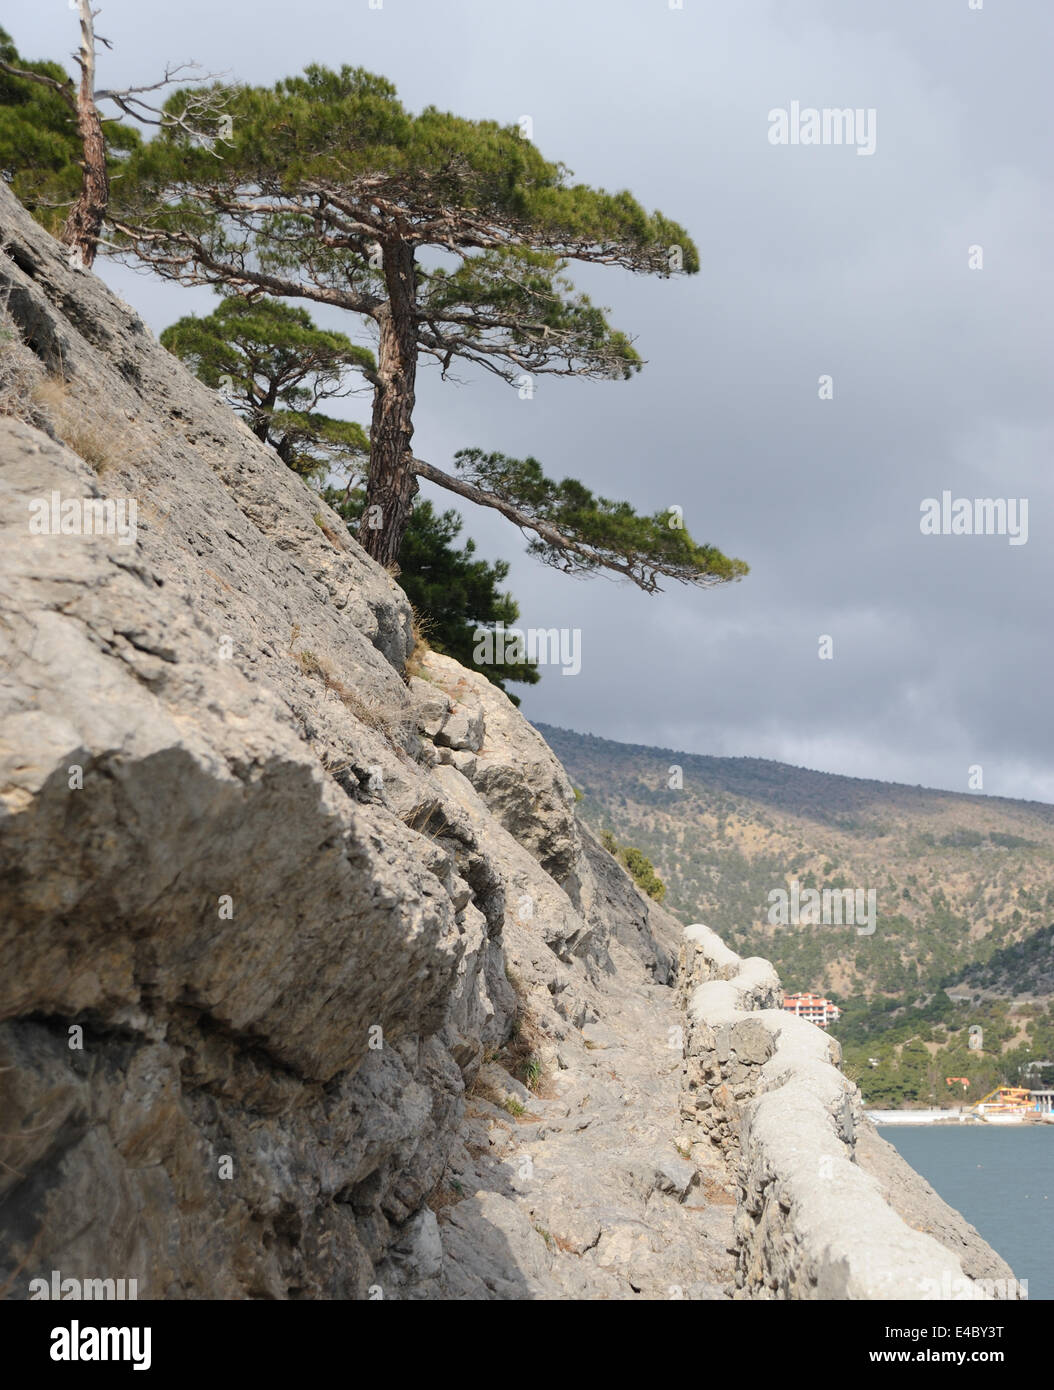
<box><xmin>866</xmin><ymin>1107</ymin><xmax>1054</xmax><ymax>1127</ymax></box>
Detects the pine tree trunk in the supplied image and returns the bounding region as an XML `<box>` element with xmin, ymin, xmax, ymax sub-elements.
<box><xmin>359</xmin><ymin>240</ymin><xmax>419</xmax><ymax>569</ymax></box>
<box><xmin>61</xmin><ymin>1</ymin><xmax>107</xmax><ymax>271</ymax></box>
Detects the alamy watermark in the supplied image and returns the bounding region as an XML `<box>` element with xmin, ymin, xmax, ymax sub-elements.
<box><xmin>28</xmin><ymin>491</ymin><xmax>138</xmax><ymax>547</ymax></box>
<box><xmin>918</xmin><ymin>1273</ymin><xmax>1027</xmax><ymax>1301</ymax></box>
<box><xmin>767</xmin><ymin>879</ymin><xmax>877</xmax><ymax>936</ymax></box>
<box><xmin>473</xmin><ymin>621</ymin><xmax>581</xmax><ymax>676</ymax></box>
<box><xmin>920</xmin><ymin>491</ymin><xmax>1028</xmax><ymax>545</ymax></box>
<box><xmin>49</xmin><ymin>1322</ymin><xmax>151</xmax><ymax>1370</ymax></box>
<box><xmin>768</xmin><ymin>101</ymin><xmax>877</xmax><ymax>156</ymax></box>
<box><xmin>30</xmin><ymin>1270</ymin><xmax>138</xmax><ymax>1300</ymax></box>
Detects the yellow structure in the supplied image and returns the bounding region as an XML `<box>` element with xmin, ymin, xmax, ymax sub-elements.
<box><xmin>968</xmin><ymin>1086</ymin><xmax>1033</xmax><ymax>1123</ymax></box>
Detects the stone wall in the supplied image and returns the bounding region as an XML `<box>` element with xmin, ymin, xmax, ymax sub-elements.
<box><xmin>678</xmin><ymin>924</ymin><xmax>1022</xmax><ymax>1300</ymax></box>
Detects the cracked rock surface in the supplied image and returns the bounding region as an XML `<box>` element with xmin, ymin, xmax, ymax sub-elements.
<box><xmin>0</xmin><ymin>182</ymin><xmax>734</xmax><ymax>1300</ymax></box>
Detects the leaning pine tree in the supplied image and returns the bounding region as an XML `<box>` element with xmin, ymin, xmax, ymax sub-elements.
<box><xmin>113</xmin><ymin>65</ymin><xmax>746</xmax><ymax>591</ymax></box>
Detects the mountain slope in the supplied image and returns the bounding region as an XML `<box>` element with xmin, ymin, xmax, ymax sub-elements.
<box><xmin>537</xmin><ymin>724</ymin><xmax>1054</xmax><ymax>1102</ymax></box>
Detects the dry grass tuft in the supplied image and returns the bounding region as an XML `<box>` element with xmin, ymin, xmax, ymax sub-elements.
<box><xmin>1</xmin><ymin>298</ymin><xmax>147</xmax><ymax>476</ymax></box>
<box><xmin>530</xmin><ymin>1224</ymin><xmax>577</xmax><ymax>1255</ymax></box>
<box><xmin>293</xmin><ymin>644</ymin><xmax>411</xmax><ymax>745</ymax></box>
<box><xmin>30</xmin><ymin>376</ymin><xmax>148</xmax><ymax>475</ymax></box>
<box><xmin>312</xmin><ymin>511</ymin><xmax>345</xmax><ymax>549</ymax></box>
<box><xmin>427</xmin><ymin>1177</ymin><xmax>468</xmax><ymax>1216</ymax></box>
<box><xmin>465</xmin><ymin>1071</ymin><xmax>540</xmax><ymax>1123</ymax></box>
<box><xmin>403</xmin><ymin>603</ymin><xmax>433</xmax><ymax>683</ymax></box>
<box><xmin>491</xmin><ymin>965</ymin><xmax>555</xmax><ymax>1098</ymax></box>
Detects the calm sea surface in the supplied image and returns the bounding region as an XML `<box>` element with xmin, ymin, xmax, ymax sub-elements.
<box><xmin>882</xmin><ymin>1125</ymin><xmax>1054</xmax><ymax>1299</ymax></box>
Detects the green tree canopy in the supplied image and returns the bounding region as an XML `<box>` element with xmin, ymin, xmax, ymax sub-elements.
<box><xmin>601</xmin><ymin>831</ymin><xmax>667</xmax><ymax>901</ymax></box>
<box><xmin>162</xmin><ymin>296</ymin><xmax>539</xmax><ymax>695</ymax></box>
<box><xmin>110</xmin><ymin>64</ymin><xmax>745</xmax><ymax>592</ymax></box>
<box><xmin>427</xmin><ymin>448</ymin><xmax>748</xmax><ymax>592</ymax></box>
<box><xmin>160</xmin><ymin>295</ymin><xmax>373</xmax><ymax>480</ymax></box>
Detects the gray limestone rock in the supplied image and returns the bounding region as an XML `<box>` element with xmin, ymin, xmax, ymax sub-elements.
<box><xmin>0</xmin><ymin>180</ymin><xmax>1011</xmax><ymax>1305</ymax></box>
<box><xmin>0</xmin><ymin>182</ymin><xmax>735</xmax><ymax>1303</ymax></box>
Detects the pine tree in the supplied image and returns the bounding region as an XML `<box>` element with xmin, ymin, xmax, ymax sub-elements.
<box><xmin>113</xmin><ymin>64</ymin><xmax>747</xmax><ymax>590</ymax></box>
<box><xmin>160</xmin><ymin>296</ymin><xmax>373</xmax><ymax>481</ymax></box>
<box><xmin>0</xmin><ymin>24</ymin><xmax>139</xmax><ymax>239</ymax></box>
<box><xmin>162</xmin><ymin>298</ymin><xmax>539</xmax><ymax>696</ymax></box>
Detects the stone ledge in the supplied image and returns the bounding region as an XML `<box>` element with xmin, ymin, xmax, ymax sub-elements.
<box><xmin>679</xmin><ymin>924</ymin><xmax>1016</xmax><ymax>1300</ymax></box>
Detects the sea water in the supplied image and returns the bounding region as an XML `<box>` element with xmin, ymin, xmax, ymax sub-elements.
<box><xmin>882</xmin><ymin>1125</ymin><xmax>1054</xmax><ymax>1299</ymax></box>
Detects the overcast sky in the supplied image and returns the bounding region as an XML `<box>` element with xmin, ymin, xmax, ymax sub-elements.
<box><xmin>9</xmin><ymin>0</ymin><xmax>1052</xmax><ymax>800</ymax></box>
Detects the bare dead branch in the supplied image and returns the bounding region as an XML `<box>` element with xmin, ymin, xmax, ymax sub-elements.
<box><xmin>0</xmin><ymin>60</ymin><xmax>77</xmax><ymax>109</ymax></box>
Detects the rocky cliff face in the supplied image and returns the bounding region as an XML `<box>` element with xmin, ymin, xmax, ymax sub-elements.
<box><xmin>0</xmin><ymin>183</ymin><xmax>732</xmax><ymax>1300</ymax></box>
<box><xmin>0</xmin><ymin>183</ymin><xmax>1015</xmax><ymax>1301</ymax></box>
